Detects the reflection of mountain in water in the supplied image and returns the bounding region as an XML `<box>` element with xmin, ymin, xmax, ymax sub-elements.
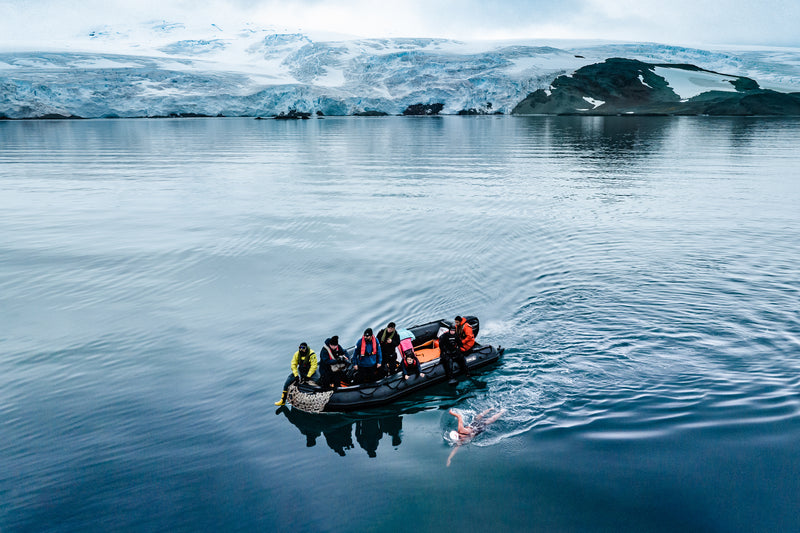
<box><xmin>280</xmin><ymin>407</ymin><xmax>402</xmax><ymax>458</ymax></box>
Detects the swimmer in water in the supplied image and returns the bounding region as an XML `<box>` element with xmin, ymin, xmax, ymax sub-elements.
<box><xmin>446</xmin><ymin>407</ymin><xmax>505</xmax><ymax>467</ymax></box>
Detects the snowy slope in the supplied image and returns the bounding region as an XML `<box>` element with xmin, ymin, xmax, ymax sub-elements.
<box><xmin>2</xmin><ymin>21</ymin><xmax>800</xmax><ymax>118</ymax></box>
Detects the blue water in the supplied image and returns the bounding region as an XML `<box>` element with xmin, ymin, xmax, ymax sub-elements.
<box><xmin>1</xmin><ymin>116</ymin><xmax>799</xmax><ymax>532</ymax></box>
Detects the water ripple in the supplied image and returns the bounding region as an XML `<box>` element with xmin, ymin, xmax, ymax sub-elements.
<box><xmin>2</xmin><ymin>117</ymin><xmax>800</xmax><ymax>530</ymax></box>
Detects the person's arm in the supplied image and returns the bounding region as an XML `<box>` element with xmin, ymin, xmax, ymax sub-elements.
<box><xmin>318</xmin><ymin>347</ymin><xmax>330</xmax><ymax>371</ymax></box>
<box><xmin>446</xmin><ymin>444</ymin><xmax>461</xmax><ymax>467</ymax></box>
<box><xmin>290</xmin><ymin>352</ymin><xmax>299</xmax><ymax>377</ymax></box>
<box><xmin>462</xmin><ymin>324</ymin><xmax>475</xmax><ymax>350</ymax></box>
<box><xmin>376</xmin><ymin>342</ymin><xmax>382</xmax><ymax>367</ymax></box>
<box><xmin>352</xmin><ymin>341</ymin><xmax>360</xmax><ymax>369</ymax></box>
<box><xmin>307</xmin><ymin>351</ymin><xmax>318</xmax><ymax>378</ymax></box>
<box><xmin>449</xmin><ymin>409</ymin><xmax>466</xmax><ymax>433</ymax></box>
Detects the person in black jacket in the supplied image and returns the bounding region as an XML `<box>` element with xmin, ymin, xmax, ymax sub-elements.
<box><xmin>318</xmin><ymin>336</ymin><xmax>350</xmax><ymax>389</ymax></box>
<box><xmin>377</xmin><ymin>322</ymin><xmax>401</xmax><ymax>375</ymax></box>
<box><xmin>437</xmin><ymin>325</ymin><xmax>469</xmax><ymax>385</ymax></box>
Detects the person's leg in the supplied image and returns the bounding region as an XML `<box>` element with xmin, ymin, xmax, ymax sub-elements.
<box><xmin>361</xmin><ymin>366</ymin><xmax>377</xmax><ymax>383</ymax></box>
<box><xmin>318</xmin><ymin>368</ymin><xmax>330</xmax><ymax>389</ymax></box>
<box><xmin>484</xmin><ymin>409</ymin><xmax>506</xmax><ymax>425</ymax></box>
<box><xmin>455</xmin><ymin>351</ymin><xmax>469</xmax><ymax>375</ymax></box>
<box><xmin>473</xmin><ymin>408</ymin><xmax>493</xmax><ymax>422</ymax></box>
<box><xmin>275</xmin><ymin>373</ymin><xmax>296</xmax><ymax>405</ymax></box>
<box><xmin>441</xmin><ymin>353</ymin><xmax>453</xmax><ymax>380</ymax></box>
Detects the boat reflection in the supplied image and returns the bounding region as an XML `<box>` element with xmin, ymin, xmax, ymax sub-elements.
<box><xmin>279</xmin><ymin>407</ymin><xmax>403</xmax><ymax>457</ymax></box>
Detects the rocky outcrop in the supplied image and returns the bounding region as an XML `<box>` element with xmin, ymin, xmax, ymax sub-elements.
<box><xmin>402</xmin><ymin>103</ymin><xmax>444</xmax><ymax>115</ymax></box>
<box><xmin>512</xmin><ymin>58</ymin><xmax>800</xmax><ymax>115</ymax></box>
<box><xmin>457</xmin><ymin>102</ymin><xmax>502</xmax><ymax>115</ymax></box>
<box><xmin>273</xmin><ymin>109</ymin><xmax>311</xmax><ymax>119</ymax></box>
<box><xmin>353</xmin><ymin>110</ymin><xmax>389</xmax><ymax>116</ymax></box>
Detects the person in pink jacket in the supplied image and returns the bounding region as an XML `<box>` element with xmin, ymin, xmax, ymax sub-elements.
<box><xmin>397</xmin><ymin>337</ymin><xmax>425</xmax><ymax>380</ymax></box>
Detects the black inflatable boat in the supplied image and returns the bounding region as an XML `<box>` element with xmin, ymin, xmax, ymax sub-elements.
<box><xmin>286</xmin><ymin>316</ymin><xmax>503</xmax><ymax>412</ymax></box>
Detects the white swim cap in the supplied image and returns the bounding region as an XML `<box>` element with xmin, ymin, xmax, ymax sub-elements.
<box><xmin>449</xmin><ymin>430</ymin><xmax>459</xmax><ymax>442</ymax></box>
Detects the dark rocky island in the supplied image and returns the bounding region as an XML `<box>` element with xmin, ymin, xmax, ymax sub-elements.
<box><xmin>273</xmin><ymin>109</ymin><xmax>311</xmax><ymax>119</ymax></box>
<box><xmin>512</xmin><ymin>58</ymin><xmax>800</xmax><ymax>116</ymax></box>
<box><xmin>402</xmin><ymin>103</ymin><xmax>444</xmax><ymax>116</ymax></box>
<box><xmin>353</xmin><ymin>110</ymin><xmax>389</xmax><ymax>116</ymax></box>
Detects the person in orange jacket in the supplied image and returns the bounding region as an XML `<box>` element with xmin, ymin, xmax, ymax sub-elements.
<box><xmin>454</xmin><ymin>316</ymin><xmax>475</xmax><ymax>353</ymax></box>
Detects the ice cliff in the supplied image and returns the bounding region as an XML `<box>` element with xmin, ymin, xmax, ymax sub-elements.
<box><xmin>1</xmin><ymin>22</ymin><xmax>800</xmax><ymax>118</ymax></box>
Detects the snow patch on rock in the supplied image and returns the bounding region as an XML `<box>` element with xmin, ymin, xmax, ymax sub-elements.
<box><xmin>582</xmin><ymin>96</ymin><xmax>605</xmax><ymax>109</ymax></box>
<box><xmin>653</xmin><ymin>66</ymin><xmax>739</xmax><ymax>99</ymax></box>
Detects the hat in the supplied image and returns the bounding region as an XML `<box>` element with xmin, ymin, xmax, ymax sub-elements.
<box><xmin>330</xmin><ymin>335</ymin><xmax>339</xmax><ymax>344</ymax></box>
<box><xmin>364</xmin><ymin>328</ymin><xmax>373</xmax><ymax>336</ymax></box>
<box><xmin>449</xmin><ymin>430</ymin><xmax>459</xmax><ymax>442</ymax></box>
<box><xmin>387</xmin><ymin>322</ymin><xmax>396</xmax><ymax>328</ymax></box>
<box><xmin>299</xmin><ymin>342</ymin><xmax>308</xmax><ymax>349</ymax></box>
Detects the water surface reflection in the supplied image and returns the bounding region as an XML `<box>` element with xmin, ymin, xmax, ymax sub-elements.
<box><xmin>279</xmin><ymin>407</ymin><xmax>403</xmax><ymax>457</ymax></box>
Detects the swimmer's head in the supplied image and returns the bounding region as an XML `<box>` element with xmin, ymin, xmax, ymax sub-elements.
<box><xmin>449</xmin><ymin>430</ymin><xmax>459</xmax><ymax>442</ymax></box>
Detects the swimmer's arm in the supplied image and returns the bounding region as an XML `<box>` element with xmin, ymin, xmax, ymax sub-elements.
<box><xmin>446</xmin><ymin>444</ymin><xmax>460</xmax><ymax>467</ymax></box>
<box><xmin>449</xmin><ymin>409</ymin><xmax>466</xmax><ymax>433</ymax></box>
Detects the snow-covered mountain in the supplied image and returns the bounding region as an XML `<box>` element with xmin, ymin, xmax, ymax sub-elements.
<box><xmin>2</xmin><ymin>21</ymin><xmax>800</xmax><ymax>118</ymax></box>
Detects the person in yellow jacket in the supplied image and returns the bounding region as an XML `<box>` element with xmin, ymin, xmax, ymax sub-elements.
<box><xmin>275</xmin><ymin>342</ymin><xmax>318</xmax><ymax>406</ymax></box>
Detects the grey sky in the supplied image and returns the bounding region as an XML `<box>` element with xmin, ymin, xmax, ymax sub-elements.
<box><xmin>2</xmin><ymin>0</ymin><xmax>798</xmax><ymax>46</ymax></box>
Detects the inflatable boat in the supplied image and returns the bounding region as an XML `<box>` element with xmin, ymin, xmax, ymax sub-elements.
<box><xmin>286</xmin><ymin>316</ymin><xmax>503</xmax><ymax>413</ymax></box>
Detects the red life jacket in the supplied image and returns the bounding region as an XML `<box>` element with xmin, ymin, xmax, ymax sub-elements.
<box><xmin>359</xmin><ymin>336</ymin><xmax>377</xmax><ymax>355</ymax></box>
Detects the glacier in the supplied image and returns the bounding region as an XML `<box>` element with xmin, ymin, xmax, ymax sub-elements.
<box><xmin>1</xmin><ymin>21</ymin><xmax>800</xmax><ymax>119</ymax></box>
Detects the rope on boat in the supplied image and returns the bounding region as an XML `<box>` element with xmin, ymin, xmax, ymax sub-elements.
<box><xmin>358</xmin><ymin>376</ymin><xmax>404</xmax><ymax>399</ymax></box>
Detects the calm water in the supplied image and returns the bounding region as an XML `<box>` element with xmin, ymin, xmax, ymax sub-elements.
<box><xmin>1</xmin><ymin>116</ymin><xmax>799</xmax><ymax>532</ymax></box>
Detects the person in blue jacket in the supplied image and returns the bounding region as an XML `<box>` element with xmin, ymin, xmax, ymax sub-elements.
<box><xmin>352</xmin><ymin>328</ymin><xmax>382</xmax><ymax>383</ymax></box>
